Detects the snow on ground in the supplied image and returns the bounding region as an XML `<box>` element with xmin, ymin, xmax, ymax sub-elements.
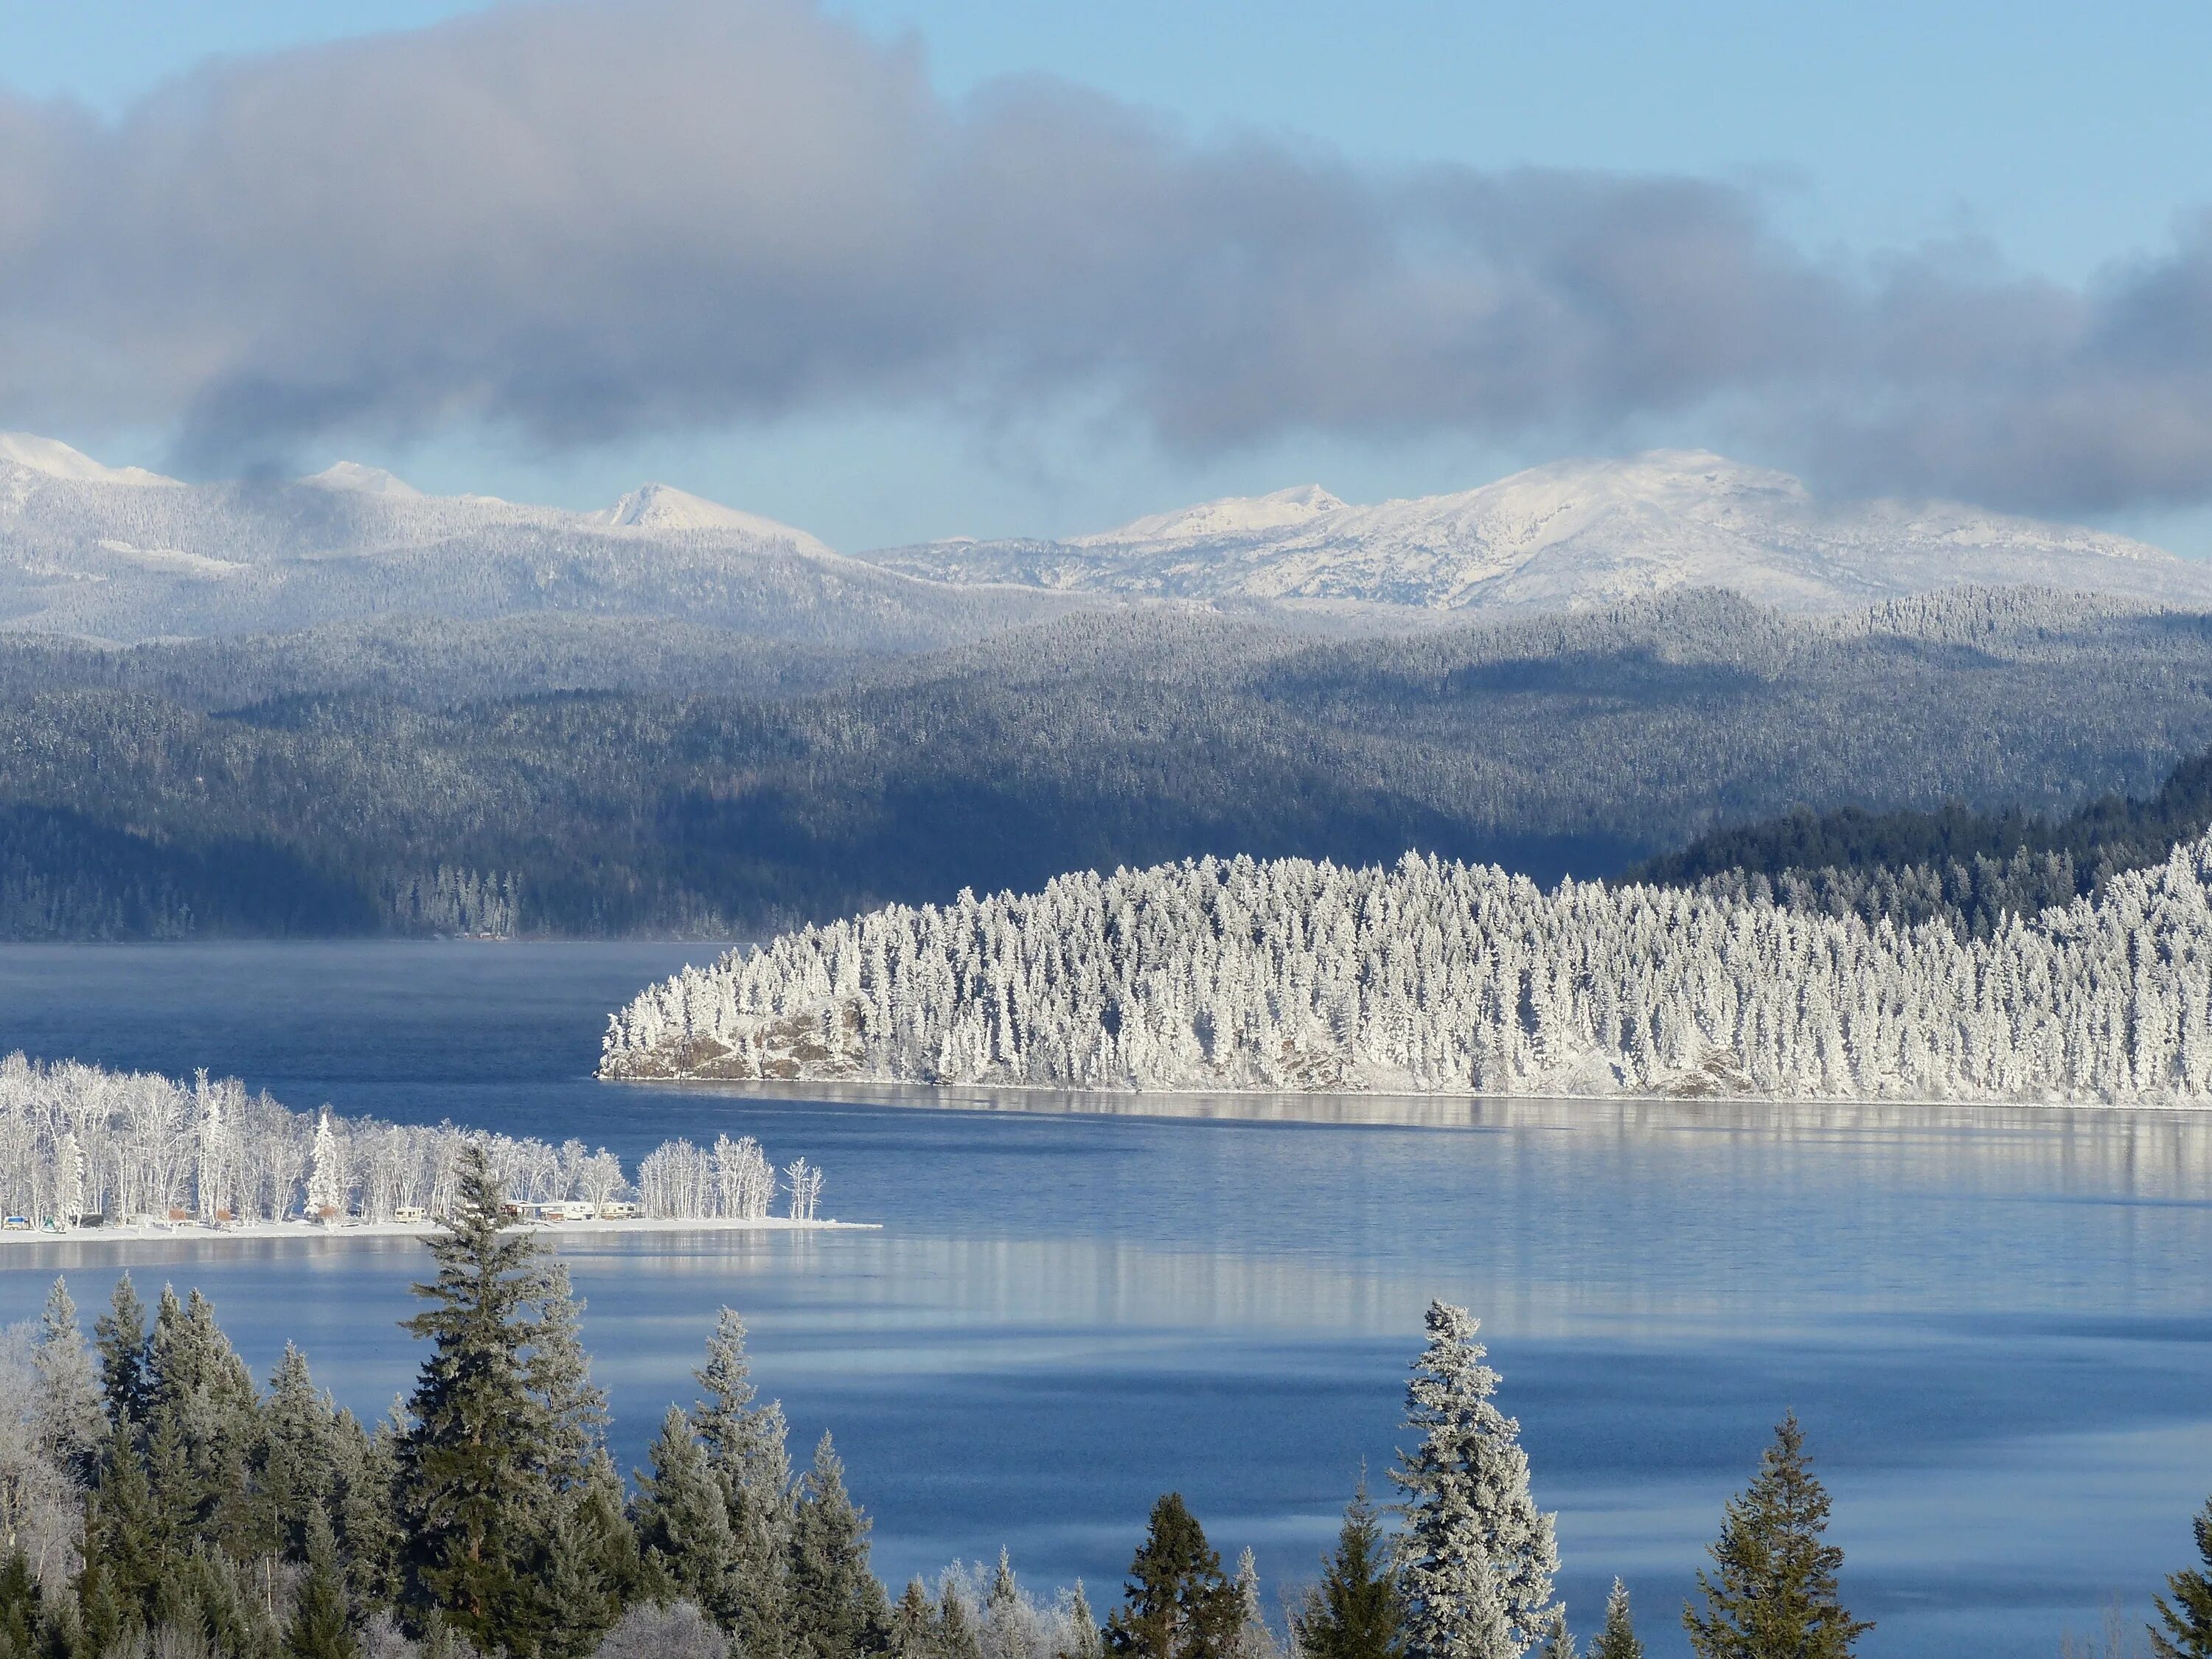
<box><xmin>0</xmin><ymin>1214</ymin><xmax>874</xmax><ymax>1246</ymax></box>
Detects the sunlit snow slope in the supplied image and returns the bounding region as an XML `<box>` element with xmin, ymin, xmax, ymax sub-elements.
<box><xmin>868</xmin><ymin>451</ymin><xmax>2212</xmax><ymax>613</ymax></box>
<box><xmin>0</xmin><ymin>434</ymin><xmax>1074</xmax><ymax>645</ymax></box>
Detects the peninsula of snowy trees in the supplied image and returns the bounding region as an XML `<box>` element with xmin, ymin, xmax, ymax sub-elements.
<box><xmin>0</xmin><ymin>1054</ymin><xmax>838</xmax><ymax>1237</ymax></box>
<box><xmin>603</xmin><ymin>834</ymin><xmax>2212</xmax><ymax>1103</ymax></box>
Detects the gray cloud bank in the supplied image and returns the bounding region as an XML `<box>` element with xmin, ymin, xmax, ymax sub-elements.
<box><xmin>3</xmin><ymin>0</ymin><xmax>2211</xmax><ymax>515</ymax></box>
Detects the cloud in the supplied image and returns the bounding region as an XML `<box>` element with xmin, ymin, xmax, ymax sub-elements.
<box><xmin>2</xmin><ymin>0</ymin><xmax>2211</xmax><ymax>515</ymax></box>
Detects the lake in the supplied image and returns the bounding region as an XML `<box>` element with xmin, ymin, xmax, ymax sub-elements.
<box><xmin>2</xmin><ymin>939</ymin><xmax>2208</xmax><ymax>1658</ymax></box>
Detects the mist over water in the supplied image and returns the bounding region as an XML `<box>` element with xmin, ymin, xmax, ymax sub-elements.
<box><xmin>1</xmin><ymin>941</ymin><xmax>2208</xmax><ymax>1657</ymax></box>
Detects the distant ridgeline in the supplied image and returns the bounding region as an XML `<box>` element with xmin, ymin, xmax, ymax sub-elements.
<box><xmin>11</xmin><ymin>586</ymin><xmax>2212</xmax><ymax>939</ymax></box>
<box><xmin>602</xmin><ymin>836</ymin><xmax>2212</xmax><ymax>1102</ymax></box>
<box><xmin>0</xmin><ymin>1053</ymin><xmax>822</xmax><ymax>1228</ymax></box>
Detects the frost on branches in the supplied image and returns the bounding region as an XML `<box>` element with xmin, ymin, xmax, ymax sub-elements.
<box><xmin>0</xmin><ymin>1054</ymin><xmax>821</xmax><ymax>1231</ymax></box>
<box><xmin>602</xmin><ymin>835</ymin><xmax>2212</xmax><ymax>1102</ymax></box>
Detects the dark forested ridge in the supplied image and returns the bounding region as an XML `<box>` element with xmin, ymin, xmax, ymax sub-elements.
<box><xmin>1635</xmin><ymin>743</ymin><xmax>2212</xmax><ymax>936</ymax></box>
<box><xmin>6</xmin><ymin>586</ymin><xmax>2212</xmax><ymax>939</ymax></box>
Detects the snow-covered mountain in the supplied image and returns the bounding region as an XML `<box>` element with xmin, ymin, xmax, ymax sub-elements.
<box><xmin>0</xmin><ymin>434</ymin><xmax>1071</xmax><ymax>646</ymax></box>
<box><xmin>867</xmin><ymin>451</ymin><xmax>2212</xmax><ymax>613</ymax></box>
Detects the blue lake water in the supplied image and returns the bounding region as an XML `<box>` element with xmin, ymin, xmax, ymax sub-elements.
<box><xmin>2</xmin><ymin>939</ymin><xmax>2210</xmax><ymax>1658</ymax></box>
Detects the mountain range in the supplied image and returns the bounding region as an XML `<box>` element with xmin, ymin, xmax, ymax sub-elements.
<box><xmin>872</xmin><ymin>450</ymin><xmax>2212</xmax><ymax>612</ymax></box>
<box><xmin>0</xmin><ymin>434</ymin><xmax>1074</xmax><ymax>648</ymax></box>
<box><xmin>5</xmin><ymin>434</ymin><xmax>2211</xmax><ymax>644</ymax></box>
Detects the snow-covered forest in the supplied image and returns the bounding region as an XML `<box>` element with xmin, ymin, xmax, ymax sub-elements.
<box><xmin>604</xmin><ymin>832</ymin><xmax>2212</xmax><ymax>1103</ymax></box>
<box><xmin>0</xmin><ymin>1054</ymin><xmax>819</xmax><ymax>1229</ymax></box>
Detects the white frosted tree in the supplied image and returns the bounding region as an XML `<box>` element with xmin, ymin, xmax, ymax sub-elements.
<box><xmin>307</xmin><ymin>1107</ymin><xmax>347</xmax><ymax>1219</ymax></box>
<box><xmin>1394</xmin><ymin>1301</ymin><xmax>1562</xmax><ymax>1659</ymax></box>
<box><xmin>784</xmin><ymin>1158</ymin><xmax>823</xmax><ymax>1223</ymax></box>
<box><xmin>55</xmin><ymin>1131</ymin><xmax>83</xmax><ymax>1228</ymax></box>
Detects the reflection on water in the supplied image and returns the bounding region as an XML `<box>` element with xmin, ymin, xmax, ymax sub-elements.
<box><xmin>1</xmin><ymin>943</ymin><xmax>2211</xmax><ymax>1658</ymax></box>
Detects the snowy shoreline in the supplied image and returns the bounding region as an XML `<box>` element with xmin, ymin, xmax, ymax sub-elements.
<box><xmin>611</xmin><ymin>1074</ymin><xmax>2212</xmax><ymax>1116</ymax></box>
<box><xmin>0</xmin><ymin>1215</ymin><xmax>875</xmax><ymax>1247</ymax></box>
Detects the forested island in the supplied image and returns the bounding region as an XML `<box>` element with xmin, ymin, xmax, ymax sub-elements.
<box><xmin>0</xmin><ymin>1057</ymin><xmax>833</xmax><ymax>1237</ymax></box>
<box><xmin>602</xmin><ymin>826</ymin><xmax>2212</xmax><ymax>1103</ymax></box>
<box><xmin>5</xmin><ymin>1164</ymin><xmax>2205</xmax><ymax>1659</ymax></box>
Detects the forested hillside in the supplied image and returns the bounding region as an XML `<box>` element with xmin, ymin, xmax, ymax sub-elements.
<box><xmin>1636</xmin><ymin>743</ymin><xmax>2212</xmax><ymax>936</ymax></box>
<box><xmin>7</xmin><ymin>587</ymin><xmax>2212</xmax><ymax>939</ymax></box>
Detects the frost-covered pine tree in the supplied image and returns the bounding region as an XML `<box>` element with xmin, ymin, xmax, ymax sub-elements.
<box><xmin>307</xmin><ymin>1109</ymin><xmax>346</xmax><ymax>1220</ymax></box>
<box><xmin>33</xmin><ymin>1277</ymin><xmax>107</xmax><ymax>1486</ymax></box>
<box><xmin>1392</xmin><ymin>1303</ymin><xmax>1560</xmax><ymax>1659</ymax></box>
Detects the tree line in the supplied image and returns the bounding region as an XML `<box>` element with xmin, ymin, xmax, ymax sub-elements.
<box><xmin>10</xmin><ymin>588</ymin><xmax>2212</xmax><ymax>939</ymax></box>
<box><xmin>0</xmin><ymin>1054</ymin><xmax>824</xmax><ymax>1231</ymax></box>
<box><xmin>1635</xmin><ymin>738</ymin><xmax>2212</xmax><ymax>939</ymax></box>
<box><xmin>4</xmin><ymin>1171</ymin><xmax>2209</xmax><ymax>1659</ymax></box>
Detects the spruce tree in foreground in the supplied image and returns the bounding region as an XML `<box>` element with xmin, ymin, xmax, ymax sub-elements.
<box><xmin>1585</xmin><ymin>1582</ymin><xmax>1640</xmax><ymax>1659</ymax></box>
<box><xmin>1103</xmin><ymin>1493</ymin><xmax>1244</xmax><ymax>1659</ymax></box>
<box><xmin>787</xmin><ymin>1432</ymin><xmax>888</xmax><ymax>1659</ymax></box>
<box><xmin>1393</xmin><ymin>1302</ymin><xmax>1561</xmax><ymax>1659</ymax></box>
<box><xmin>2151</xmin><ymin>1498</ymin><xmax>2212</xmax><ymax>1659</ymax></box>
<box><xmin>397</xmin><ymin>1142</ymin><xmax>557</xmax><ymax>1655</ymax></box>
<box><xmin>94</xmin><ymin>1273</ymin><xmax>149</xmax><ymax>1430</ymax></box>
<box><xmin>1683</xmin><ymin>1415</ymin><xmax>1869</xmax><ymax>1659</ymax></box>
<box><xmin>692</xmin><ymin>1307</ymin><xmax>796</xmax><ymax>1659</ymax></box>
<box><xmin>1291</xmin><ymin>1480</ymin><xmax>1405</xmax><ymax>1659</ymax></box>
<box><xmin>636</xmin><ymin>1406</ymin><xmax>740</xmax><ymax>1621</ymax></box>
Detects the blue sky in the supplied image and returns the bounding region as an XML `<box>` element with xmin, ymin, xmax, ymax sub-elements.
<box><xmin>7</xmin><ymin>1</ymin><xmax>2212</xmax><ymax>552</ymax></box>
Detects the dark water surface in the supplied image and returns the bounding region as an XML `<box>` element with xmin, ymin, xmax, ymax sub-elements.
<box><xmin>3</xmin><ymin>941</ymin><xmax>2209</xmax><ymax>1658</ymax></box>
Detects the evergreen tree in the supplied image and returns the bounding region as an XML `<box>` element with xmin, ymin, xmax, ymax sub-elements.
<box><xmin>1231</xmin><ymin>1549</ymin><xmax>1279</xmax><ymax>1659</ymax></box>
<box><xmin>536</xmin><ymin>1453</ymin><xmax>641</xmax><ymax>1659</ymax></box>
<box><xmin>786</xmin><ymin>1433</ymin><xmax>886</xmax><ymax>1659</ymax></box>
<box><xmin>255</xmin><ymin>1343</ymin><xmax>338</xmax><ymax>1562</ymax></box>
<box><xmin>289</xmin><ymin>1514</ymin><xmax>358</xmax><ymax>1659</ymax></box>
<box><xmin>1102</xmin><ymin>1494</ymin><xmax>1243</xmax><ymax>1659</ymax></box>
<box><xmin>93</xmin><ymin>1273</ymin><xmax>150</xmax><ymax>1430</ymax></box>
<box><xmin>332</xmin><ymin>1410</ymin><xmax>405</xmax><ymax>1612</ymax></box>
<box><xmin>86</xmin><ymin>1419</ymin><xmax>167</xmax><ymax>1615</ymax></box>
<box><xmin>2151</xmin><ymin>1498</ymin><xmax>2212</xmax><ymax>1659</ymax></box>
<box><xmin>938</xmin><ymin>1579</ymin><xmax>984</xmax><ymax>1659</ymax></box>
<box><xmin>1393</xmin><ymin>1304</ymin><xmax>1559</xmax><ymax>1659</ymax></box>
<box><xmin>1291</xmin><ymin>1481</ymin><xmax>1404</xmax><ymax>1659</ymax></box>
<box><xmin>1683</xmin><ymin>1416</ymin><xmax>1870</xmax><ymax>1659</ymax></box>
<box><xmin>0</xmin><ymin>1550</ymin><xmax>41</xmax><ymax>1659</ymax></box>
<box><xmin>888</xmin><ymin>1580</ymin><xmax>935</xmax><ymax>1659</ymax></box>
<box><xmin>1060</xmin><ymin>1582</ymin><xmax>1103</xmax><ymax>1659</ymax></box>
<box><xmin>144</xmin><ymin>1287</ymin><xmax>262</xmax><ymax>1553</ymax></box>
<box><xmin>692</xmin><ymin>1308</ymin><xmax>794</xmax><ymax>1659</ymax></box>
<box><xmin>1585</xmin><ymin>1583</ymin><xmax>1639</xmax><ymax>1659</ymax></box>
<box><xmin>526</xmin><ymin>1265</ymin><xmax>607</xmax><ymax>1485</ymax></box>
<box><xmin>634</xmin><ymin>1407</ymin><xmax>740</xmax><ymax>1624</ymax></box>
<box><xmin>396</xmin><ymin>1141</ymin><xmax>551</xmax><ymax>1654</ymax></box>
<box><xmin>32</xmin><ymin>1279</ymin><xmax>106</xmax><ymax>1487</ymax></box>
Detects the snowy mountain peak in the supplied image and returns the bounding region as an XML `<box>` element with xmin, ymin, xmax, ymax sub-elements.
<box><xmin>1080</xmin><ymin>483</ymin><xmax>1349</xmax><ymax>546</ymax></box>
<box><xmin>0</xmin><ymin>432</ymin><xmax>179</xmax><ymax>488</ymax></box>
<box><xmin>600</xmin><ymin>483</ymin><xmax>835</xmax><ymax>556</ymax></box>
<box><xmin>866</xmin><ymin>448</ymin><xmax>2212</xmax><ymax>614</ymax></box>
<box><xmin>301</xmin><ymin>461</ymin><xmax>422</xmax><ymax>499</ymax></box>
